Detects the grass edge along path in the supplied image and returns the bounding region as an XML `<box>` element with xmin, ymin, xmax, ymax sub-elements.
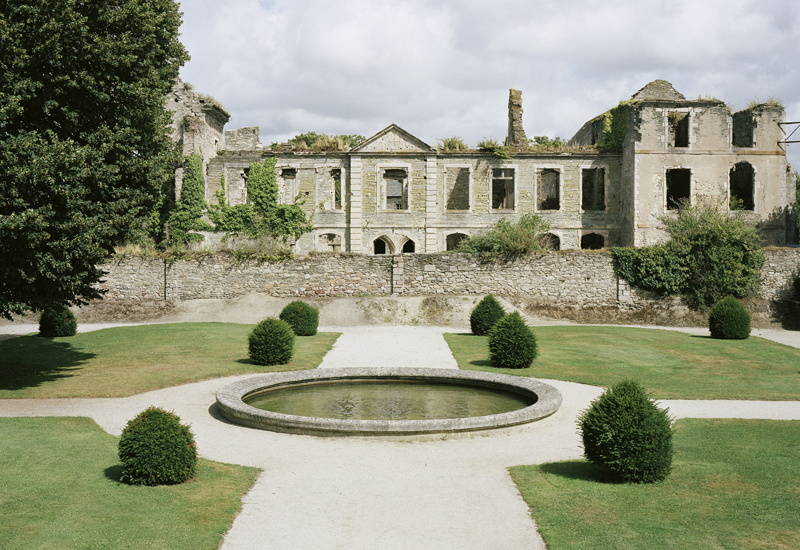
<box><xmin>510</xmin><ymin>418</ymin><xmax>800</xmax><ymax>550</ymax></box>
<box><xmin>0</xmin><ymin>323</ymin><xmax>340</xmax><ymax>399</ymax></box>
<box><xmin>443</xmin><ymin>326</ymin><xmax>800</xmax><ymax>400</ymax></box>
<box><xmin>0</xmin><ymin>416</ymin><xmax>260</xmax><ymax>550</ymax></box>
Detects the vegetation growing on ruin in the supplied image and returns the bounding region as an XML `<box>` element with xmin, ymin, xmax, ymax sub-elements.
<box><xmin>438</xmin><ymin>136</ymin><xmax>469</xmax><ymax>152</ymax></box>
<box><xmin>168</xmin><ymin>153</ymin><xmax>213</xmax><ymax>246</ymax></box>
<box><xmin>527</xmin><ymin>135</ymin><xmax>567</xmax><ymax>151</ymax></box>
<box><xmin>746</xmin><ymin>97</ymin><xmax>784</xmax><ymax>110</ymax></box>
<box><xmin>611</xmin><ymin>201</ymin><xmax>764</xmax><ymax>309</ymax></box>
<box><xmin>457</xmin><ymin>214</ymin><xmax>551</xmax><ymax>261</ymax></box>
<box><xmin>598</xmin><ymin>101</ymin><xmax>628</xmax><ymax>152</ymax></box>
<box><xmin>476</xmin><ymin>137</ymin><xmax>512</xmax><ymax>158</ymax></box>
<box><xmin>274</xmin><ymin>132</ymin><xmax>366</xmax><ymax>151</ymax></box>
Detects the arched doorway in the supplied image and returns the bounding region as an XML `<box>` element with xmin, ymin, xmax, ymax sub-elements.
<box><xmin>446</xmin><ymin>233</ymin><xmax>468</xmax><ymax>251</ymax></box>
<box><xmin>373</xmin><ymin>236</ymin><xmax>395</xmax><ymax>255</ymax></box>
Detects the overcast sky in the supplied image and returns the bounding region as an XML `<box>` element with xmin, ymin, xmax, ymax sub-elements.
<box><xmin>178</xmin><ymin>0</ymin><xmax>800</xmax><ymax>168</ymax></box>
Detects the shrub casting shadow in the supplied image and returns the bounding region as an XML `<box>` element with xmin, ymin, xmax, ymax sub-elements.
<box><xmin>104</xmin><ymin>464</ymin><xmax>124</xmax><ymax>482</ymax></box>
<box><xmin>538</xmin><ymin>460</ymin><xmax>618</xmax><ymax>484</ymax></box>
<box><xmin>468</xmin><ymin>359</ymin><xmax>494</xmax><ymax>368</ymax></box>
<box><xmin>0</xmin><ymin>336</ymin><xmax>96</xmax><ymax>391</ymax></box>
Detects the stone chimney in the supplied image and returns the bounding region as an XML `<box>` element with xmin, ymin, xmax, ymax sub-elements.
<box><xmin>506</xmin><ymin>88</ymin><xmax>526</xmax><ymax>147</ymax></box>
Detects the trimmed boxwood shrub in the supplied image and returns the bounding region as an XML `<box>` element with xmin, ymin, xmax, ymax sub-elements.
<box><xmin>279</xmin><ymin>300</ymin><xmax>319</xmax><ymax>336</ymax></box>
<box><xmin>249</xmin><ymin>317</ymin><xmax>295</xmax><ymax>365</ymax></box>
<box><xmin>709</xmin><ymin>296</ymin><xmax>751</xmax><ymax>339</ymax></box>
<box><xmin>470</xmin><ymin>294</ymin><xmax>506</xmax><ymax>336</ymax></box>
<box><xmin>38</xmin><ymin>304</ymin><xmax>77</xmax><ymax>337</ymax></box>
<box><xmin>118</xmin><ymin>407</ymin><xmax>197</xmax><ymax>486</ymax></box>
<box><xmin>488</xmin><ymin>311</ymin><xmax>538</xmax><ymax>369</ymax></box>
<box><xmin>578</xmin><ymin>380</ymin><xmax>674</xmax><ymax>483</ymax></box>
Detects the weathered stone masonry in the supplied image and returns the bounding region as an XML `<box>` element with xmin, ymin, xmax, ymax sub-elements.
<box><xmin>98</xmin><ymin>249</ymin><xmax>800</xmax><ymax>305</ymax></box>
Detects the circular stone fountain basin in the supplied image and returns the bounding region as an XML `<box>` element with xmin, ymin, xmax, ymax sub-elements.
<box><xmin>216</xmin><ymin>368</ymin><xmax>562</xmax><ymax>436</ymax></box>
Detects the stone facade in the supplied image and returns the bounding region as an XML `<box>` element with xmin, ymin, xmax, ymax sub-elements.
<box><xmin>97</xmin><ymin>249</ymin><xmax>800</xmax><ymax>306</ymax></box>
<box><xmin>173</xmin><ymin>79</ymin><xmax>796</xmax><ymax>254</ymax></box>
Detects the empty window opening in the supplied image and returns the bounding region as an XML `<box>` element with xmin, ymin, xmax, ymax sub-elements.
<box><xmin>384</xmin><ymin>169</ymin><xmax>408</xmax><ymax>210</ymax></box>
<box><xmin>542</xmin><ymin>233</ymin><xmax>560</xmax><ymax>251</ymax></box>
<box><xmin>281</xmin><ymin>167</ymin><xmax>297</xmax><ymax>203</ymax></box>
<box><xmin>446</xmin><ymin>168</ymin><xmax>470</xmax><ymax>210</ymax></box>
<box><xmin>446</xmin><ymin>233</ymin><xmax>468</xmax><ymax>251</ymax></box>
<box><xmin>401</xmin><ymin>239</ymin><xmax>415</xmax><ymax>253</ymax></box>
<box><xmin>373</xmin><ymin>237</ymin><xmax>394</xmax><ymax>255</ymax></box>
<box><xmin>581</xmin><ymin>233</ymin><xmax>604</xmax><ymax>250</ymax></box>
<box><xmin>281</xmin><ymin>168</ymin><xmax>296</xmax><ymax>178</ymax></box>
<box><xmin>668</xmin><ymin>112</ymin><xmax>689</xmax><ymax>147</ymax></box>
<box><xmin>318</xmin><ymin>233</ymin><xmax>342</xmax><ymax>253</ymax></box>
<box><xmin>666</xmin><ymin>168</ymin><xmax>691</xmax><ymax>210</ymax></box>
<box><xmin>332</xmin><ymin>169</ymin><xmax>342</xmax><ymax>209</ymax></box>
<box><xmin>729</xmin><ymin>162</ymin><xmax>755</xmax><ymax>210</ymax></box>
<box><xmin>491</xmin><ymin>168</ymin><xmax>515</xmax><ymax>209</ymax></box>
<box><xmin>732</xmin><ymin>111</ymin><xmax>755</xmax><ymax>148</ymax></box>
<box><xmin>537</xmin><ymin>168</ymin><xmax>560</xmax><ymax>210</ymax></box>
<box><xmin>581</xmin><ymin>168</ymin><xmax>605</xmax><ymax>211</ymax></box>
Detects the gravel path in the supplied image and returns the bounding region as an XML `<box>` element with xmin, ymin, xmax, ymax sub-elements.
<box><xmin>1</xmin><ymin>322</ymin><xmax>799</xmax><ymax>549</ymax></box>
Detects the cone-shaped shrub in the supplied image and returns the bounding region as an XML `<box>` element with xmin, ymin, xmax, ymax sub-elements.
<box><xmin>488</xmin><ymin>311</ymin><xmax>538</xmax><ymax>369</ymax></box>
<box><xmin>709</xmin><ymin>296</ymin><xmax>751</xmax><ymax>339</ymax></box>
<box><xmin>578</xmin><ymin>380</ymin><xmax>674</xmax><ymax>483</ymax></box>
<box><xmin>38</xmin><ymin>304</ymin><xmax>77</xmax><ymax>337</ymax></box>
<box><xmin>118</xmin><ymin>407</ymin><xmax>197</xmax><ymax>486</ymax></box>
<box><xmin>470</xmin><ymin>294</ymin><xmax>506</xmax><ymax>336</ymax></box>
<box><xmin>279</xmin><ymin>300</ymin><xmax>319</xmax><ymax>336</ymax></box>
<box><xmin>249</xmin><ymin>318</ymin><xmax>295</xmax><ymax>365</ymax></box>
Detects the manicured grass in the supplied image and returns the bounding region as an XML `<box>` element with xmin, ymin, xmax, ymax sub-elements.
<box><xmin>0</xmin><ymin>417</ymin><xmax>259</xmax><ymax>550</ymax></box>
<box><xmin>443</xmin><ymin>326</ymin><xmax>800</xmax><ymax>400</ymax></box>
<box><xmin>0</xmin><ymin>323</ymin><xmax>340</xmax><ymax>398</ymax></box>
<box><xmin>511</xmin><ymin>419</ymin><xmax>800</xmax><ymax>550</ymax></box>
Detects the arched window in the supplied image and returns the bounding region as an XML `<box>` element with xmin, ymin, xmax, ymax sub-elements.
<box><xmin>401</xmin><ymin>239</ymin><xmax>415</xmax><ymax>253</ymax></box>
<box><xmin>729</xmin><ymin>162</ymin><xmax>754</xmax><ymax>211</ymax></box>
<box><xmin>581</xmin><ymin>233</ymin><xmax>604</xmax><ymax>250</ymax></box>
<box><xmin>542</xmin><ymin>233</ymin><xmax>560</xmax><ymax>251</ymax></box>
<box><xmin>446</xmin><ymin>233</ymin><xmax>468</xmax><ymax>251</ymax></box>
<box><xmin>374</xmin><ymin>236</ymin><xmax>394</xmax><ymax>255</ymax></box>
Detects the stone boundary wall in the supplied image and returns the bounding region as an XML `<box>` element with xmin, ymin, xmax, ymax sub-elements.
<box><xmin>97</xmin><ymin>249</ymin><xmax>800</xmax><ymax>305</ymax></box>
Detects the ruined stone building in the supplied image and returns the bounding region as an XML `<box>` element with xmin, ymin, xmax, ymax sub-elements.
<box><xmin>169</xmin><ymin>79</ymin><xmax>796</xmax><ymax>254</ymax></box>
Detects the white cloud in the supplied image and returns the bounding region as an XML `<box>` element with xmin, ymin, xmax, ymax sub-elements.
<box><xmin>178</xmin><ymin>0</ymin><xmax>800</xmax><ymax>167</ymax></box>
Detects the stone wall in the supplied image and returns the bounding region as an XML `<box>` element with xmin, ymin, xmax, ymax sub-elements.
<box><xmin>96</xmin><ymin>249</ymin><xmax>800</xmax><ymax>306</ymax></box>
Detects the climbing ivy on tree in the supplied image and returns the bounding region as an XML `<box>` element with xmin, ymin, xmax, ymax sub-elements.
<box><xmin>0</xmin><ymin>0</ymin><xmax>188</xmax><ymax>319</ymax></box>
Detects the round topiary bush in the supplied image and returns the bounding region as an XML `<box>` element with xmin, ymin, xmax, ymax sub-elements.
<box><xmin>488</xmin><ymin>311</ymin><xmax>538</xmax><ymax>369</ymax></box>
<box><xmin>470</xmin><ymin>294</ymin><xmax>506</xmax><ymax>336</ymax></box>
<box><xmin>249</xmin><ymin>317</ymin><xmax>295</xmax><ymax>365</ymax></box>
<box><xmin>118</xmin><ymin>407</ymin><xmax>197</xmax><ymax>486</ymax></box>
<box><xmin>577</xmin><ymin>380</ymin><xmax>674</xmax><ymax>484</ymax></box>
<box><xmin>279</xmin><ymin>300</ymin><xmax>319</xmax><ymax>336</ymax></box>
<box><xmin>708</xmin><ymin>295</ymin><xmax>751</xmax><ymax>339</ymax></box>
<box><xmin>38</xmin><ymin>304</ymin><xmax>77</xmax><ymax>337</ymax></box>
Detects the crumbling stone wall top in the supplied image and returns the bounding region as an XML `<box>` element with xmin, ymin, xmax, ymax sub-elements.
<box><xmin>630</xmin><ymin>80</ymin><xmax>686</xmax><ymax>101</ymax></box>
<box><xmin>506</xmin><ymin>88</ymin><xmax>527</xmax><ymax>147</ymax></box>
<box><xmin>225</xmin><ymin>126</ymin><xmax>263</xmax><ymax>150</ymax></box>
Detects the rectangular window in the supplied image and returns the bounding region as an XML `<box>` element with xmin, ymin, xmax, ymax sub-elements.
<box><xmin>732</xmin><ymin>111</ymin><xmax>754</xmax><ymax>148</ymax></box>
<box><xmin>729</xmin><ymin>162</ymin><xmax>754</xmax><ymax>210</ymax></box>
<box><xmin>491</xmin><ymin>168</ymin><xmax>515</xmax><ymax>209</ymax></box>
<box><xmin>668</xmin><ymin>112</ymin><xmax>689</xmax><ymax>147</ymax></box>
<box><xmin>537</xmin><ymin>168</ymin><xmax>560</xmax><ymax>210</ymax></box>
<box><xmin>384</xmin><ymin>169</ymin><xmax>407</xmax><ymax>210</ymax></box>
<box><xmin>666</xmin><ymin>168</ymin><xmax>691</xmax><ymax>210</ymax></box>
<box><xmin>332</xmin><ymin>168</ymin><xmax>342</xmax><ymax>209</ymax></box>
<box><xmin>446</xmin><ymin>167</ymin><xmax>470</xmax><ymax>210</ymax></box>
<box><xmin>581</xmin><ymin>168</ymin><xmax>605</xmax><ymax>211</ymax></box>
<box><xmin>281</xmin><ymin>167</ymin><xmax>297</xmax><ymax>203</ymax></box>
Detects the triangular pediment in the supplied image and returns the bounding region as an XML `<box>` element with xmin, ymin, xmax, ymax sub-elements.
<box><xmin>351</xmin><ymin>124</ymin><xmax>435</xmax><ymax>153</ymax></box>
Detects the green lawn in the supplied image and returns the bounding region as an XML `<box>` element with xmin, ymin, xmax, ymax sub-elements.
<box><xmin>511</xmin><ymin>419</ymin><xmax>800</xmax><ymax>550</ymax></box>
<box><xmin>0</xmin><ymin>323</ymin><xmax>340</xmax><ymax>398</ymax></box>
<box><xmin>0</xmin><ymin>417</ymin><xmax>259</xmax><ymax>550</ymax></box>
<box><xmin>444</xmin><ymin>326</ymin><xmax>800</xmax><ymax>400</ymax></box>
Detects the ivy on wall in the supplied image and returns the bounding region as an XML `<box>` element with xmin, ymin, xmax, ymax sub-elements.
<box><xmin>599</xmin><ymin>102</ymin><xmax>628</xmax><ymax>152</ymax></box>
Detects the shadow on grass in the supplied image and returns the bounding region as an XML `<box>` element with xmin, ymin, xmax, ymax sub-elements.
<box><xmin>104</xmin><ymin>464</ymin><xmax>124</xmax><ymax>483</ymax></box>
<box><xmin>0</xmin><ymin>336</ymin><xmax>96</xmax><ymax>391</ymax></box>
<box><xmin>468</xmin><ymin>359</ymin><xmax>494</xmax><ymax>368</ymax></box>
<box><xmin>538</xmin><ymin>460</ymin><xmax>617</xmax><ymax>484</ymax></box>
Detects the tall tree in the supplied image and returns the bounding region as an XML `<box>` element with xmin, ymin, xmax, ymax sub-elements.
<box><xmin>0</xmin><ymin>0</ymin><xmax>189</xmax><ymax>319</ymax></box>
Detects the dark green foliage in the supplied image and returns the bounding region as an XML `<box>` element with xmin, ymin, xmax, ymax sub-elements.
<box><xmin>578</xmin><ymin>380</ymin><xmax>674</xmax><ymax>483</ymax></box>
<box><xmin>279</xmin><ymin>301</ymin><xmax>319</xmax><ymax>336</ymax></box>
<box><xmin>38</xmin><ymin>304</ymin><xmax>77</xmax><ymax>337</ymax></box>
<box><xmin>118</xmin><ymin>407</ymin><xmax>197</xmax><ymax>486</ymax></box>
<box><xmin>470</xmin><ymin>295</ymin><xmax>506</xmax><ymax>336</ymax></box>
<box><xmin>246</xmin><ymin>158</ymin><xmax>278</xmax><ymax>217</ymax></box>
<box><xmin>248</xmin><ymin>318</ymin><xmax>295</xmax><ymax>365</ymax></box>
<box><xmin>488</xmin><ymin>311</ymin><xmax>538</xmax><ymax>369</ymax></box>
<box><xmin>0</xmin><ymin>0</ymin><xmax>188</xmax><ymax>319</ymax></box>
<box><xmin>168</xmin><ymin>154</ymin><xmax>212</xmax><ymax>246</ymax></box>
<box><xmin>611</xmin><ymin>202</ymin><xmax>764</xmax><ymax>308</ymax></box>
<box><xmin>458</xmin><ymin>214</ymin><xmax>551</xmax><ymax>261</ymax></box>
<box><xmin>709</xmin><ymin>296</ymin><xmax>751</xmax><ymax>339</ymax></box>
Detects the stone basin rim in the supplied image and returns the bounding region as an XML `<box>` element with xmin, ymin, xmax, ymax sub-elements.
<box><xmin>216</xmin><ymin>367</ymin><xmax>563</xmax><ymax>436</ymax></box>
